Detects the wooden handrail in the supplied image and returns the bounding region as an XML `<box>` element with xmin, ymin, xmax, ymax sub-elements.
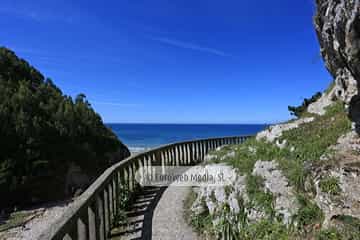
<box><xmin>38</xmin><ymin>135</ymin><xmax>251</xmax><ymax>240</ymax></box>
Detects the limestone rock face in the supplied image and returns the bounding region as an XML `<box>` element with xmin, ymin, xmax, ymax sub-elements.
<box><xmin>314</xmin><ymin>166</ymin><xmax>360</xmax><ymax>227</ymax></box>
<box><xmin>256</xmin><ymin>117</ymin><xmax>314</xmax><ymax>143</ymax></box>
<box><xmin>307</xmin><ymin>88</ymin><xmax>335</xmax><ymax>115</ymax></box>
<box><xmin>191</xmin><ymin>161</ymin><xmax>298</xmax><ymax>229</ymax></box>
<box><xmin>252</xmin><ymin>161</ymin><xmax>298</xmax><ymax>225</ymax></box>
<box><xmin>314</xmin><ymin>0</ymin><xmax>360</xmax><ymax>131</ymax></box>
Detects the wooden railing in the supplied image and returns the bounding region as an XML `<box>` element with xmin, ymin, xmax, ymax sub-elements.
<box><xmin>39</xmin><ymin>136</ymin><xmax>251</xmax><ymax>240</ymax></box>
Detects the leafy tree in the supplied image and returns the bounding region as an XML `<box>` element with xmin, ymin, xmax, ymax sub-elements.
<box><xmin>0</xmin><ymin>47</ymin><xmax>130</xmax><ymax>208</ymax></box>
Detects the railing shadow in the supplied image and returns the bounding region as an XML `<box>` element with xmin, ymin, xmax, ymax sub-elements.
<box><xmin>110</xmin><ymin>186</ymin><xmax>167</xmax><ymax>240</ymax></box>
<box><xmin>38</xmin><ymin>136</ymin><xmax>251</xmax><ymax>240</ymax></box>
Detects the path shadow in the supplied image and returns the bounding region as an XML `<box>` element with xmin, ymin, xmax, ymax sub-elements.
<box><xmin>110</xmin><ymin>186</ymin><xmax>167</xmax><ymax>240</ymax></box>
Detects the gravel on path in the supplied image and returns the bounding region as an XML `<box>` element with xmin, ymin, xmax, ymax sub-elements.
<box><xmin>151</xmin><ymin>186</ymin><xmax>198</xmax><ymax>240</ymax></box>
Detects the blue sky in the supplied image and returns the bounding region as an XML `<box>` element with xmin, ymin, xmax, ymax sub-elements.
<box><xmin>0</xmin><ymin>0</ymin><xmax>331</xmax><ymax>124</ymax></box>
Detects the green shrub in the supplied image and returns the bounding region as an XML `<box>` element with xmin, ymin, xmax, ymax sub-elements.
<box><xmin>194</xmin><ymin>88</ymin><xmax>352</xmax><ymax>239</ymax></box>
<box><xmin>184</xmin><ymin>190</ymin><xmax>215</xmax><ymax>236</ymax></box>
<box><xmin>327</xmin><ymin>215</ymin><xmax>360</xmax><ymax>240</ymax></box>
<box><xmin>319</xmin><ymin>176</ymin><xmax>341</xmax><ymax>195</ymax></box>
<box><xmin>112</xmin><ymin>184</ymin><xmax>132</xmax><ymax>228</ymax></box>
<box><xmin>244</xmin><ymin>220</ymin><xmax>290</xmax><ymax>240</ymax></box>
<box><xmin>190</xmin><ymin>209</ymin><xmax>213</xmax><ymax>233</ymax></box>
<box><xmin>316</xmin><ymin>228</ymin><xmax>342</xmax><ymax>240</ymax></box>
<box><xmin>246</xmin><ymin>175</ymin><xmax>275</xmax><ymax>218</ymax></box>
<box><xmin>295</xmin><ymin>194</ymin><xmax>323</xmax><ymax>227</ymax></box>
<box><xmin>278</xmin><ymin>102</ymin><xmax>351</xmax><ymax>189</ymax></box>
<box><xmin>288</xmin><ymin>92</ymin><xmax>322</xmax><ymax>118</ymax></box>
<box><xmin>224</xmin><ymin>102</ymin><xmax>350</xmax><ymax>191</ymax></box>
<box><xmin>226</xmin><ymin>138</ymin><xmax>281</xmax><ymax>175</ymax></box>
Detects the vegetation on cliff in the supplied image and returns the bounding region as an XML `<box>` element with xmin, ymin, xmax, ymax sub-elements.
<box><xmin>288</xmin><ymin>92</ymin><xmax>322</xmax><ymax>118</ymax></box>
<box><xmin>186</xmin><ymin>97</ymin><xmax>356</xmax><ymax>239</ymax></box>
<box><xmin>0</xmin><ymin>47</ymin><xmax>130</xmax><ymax>208</ymax></box>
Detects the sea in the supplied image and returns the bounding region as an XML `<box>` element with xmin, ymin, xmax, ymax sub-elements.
<box><xmin>107</xmin><ymin>124</ymin><xmax>268</xmax><ymax>153</ymax></box>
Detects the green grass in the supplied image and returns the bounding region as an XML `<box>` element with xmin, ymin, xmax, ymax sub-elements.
<box><xmin>294</xmin><ymin>194</ymin><xmax>323</xmax><ymax>228</ymax></box>
<box><xmin>208</xmin><ymin>144</ymin><xmax>237</xmax><ymax>163</ymax></box>
<box><xmin>316</xmin><ymin>215</ymin><xmax>360</xmax><ymax>240</ymax></box>
<box><xmin>183</xmin><ymin>189</ymin><xmax>215</xmax><ymax>238</ymax></box>
<box><xmin>316</xmin><ymin>228</ymin><xmax>342</xmax><ymax>240</ymax></box>
<box><xmin>280</xmin><ymin>102</ymin><xmax>351</xmax><ymax>162</ymax></box>
<box><xmin>243</xmin><ymin>220</ymin><xmax>291</xmax><ymax>240</ymax></box>
<box><xmin>189</xmin><ymin>101</ymin><xmax>351</xmax><ymax>239</ymax></box>
<box><xmin>225</xmin><ymin>138</ymin><xmax>282</xmax><ymax>174</ymax></box>
<box><xmin>183</xmin><ymin>188</ymin><xmax>198</xmax><ymax>223</ymax></box>
<box><xmin>190</xmin><ymin>207</ymin><xmax>213</xmax><ymax>234</ymax></box>
<box><xmin>246</xmin><ymin>175</ymin><xmax>275</xmax><ymax>218</ymax></box>
<box><xmin>278</xmin><ymin>102</ymin><xmax>350</xmax><ymax>191</ymax></box>
<box><xmin>112</xmin><ymin>184</ymin><xmax>131</xmax><ymax>228</ymax></box>
<box><xmin>319</xmin><ymin>176</ymin><xmax>341</xmax><ymax>196</ymax></box>
<box><xmin>223</xmin><ymin>101</ymin><xmax>351</xmax><ymax>191</ymax></box>
<box><xmin>322</xmin><ymin>215</ymin><xmax>360</xmax><ymax>240</ymax></box>
<box><xmin>227</xmin><ymin>103</ymin><xmax>345</xmax><ymax>235</ymax></box>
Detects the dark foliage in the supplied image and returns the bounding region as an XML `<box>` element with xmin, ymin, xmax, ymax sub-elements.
<box><xmin>0</xmin><ymin>47</ymin><xmax>130</xmax><ymax>208</ymax></box>
<box><xmin>288</xmin><ymin>92</ymin><xmax>322</xmax><ymax>117</ymax></box>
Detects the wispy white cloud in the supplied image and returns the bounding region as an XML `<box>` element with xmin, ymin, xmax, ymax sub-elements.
<box><xmin>0</xmin><ymin>6</ymin><xmax>39</xmax><ymax>21</ymax></box>
<box><xmin>2</xmin><ymin>46</ymin><xmax>124</xmax><ymax>71</ymax></box>
<box><xmin>150</xmin><ymin>36</ymin><xmax>229</xmax><ymax>57</ymax></box>
<box><xmin>0</xmin><ymin>5</ymin><xmax>75</xmax><ymax>23</ymax></box>
<box><xmin>91</xmin><ymin>101</ymin><xmax>142</xmax><ymax>107</ymax></box>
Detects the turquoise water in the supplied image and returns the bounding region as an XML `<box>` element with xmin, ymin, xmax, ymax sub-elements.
<box><xmin>107</xmin><ymin>124</ymin><xmax>268</xmax><ymax>152</ymax></box>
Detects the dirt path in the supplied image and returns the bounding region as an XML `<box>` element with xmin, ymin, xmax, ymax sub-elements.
<box><xmin>151</xmin><ymin>186</ymin><xmax>198</xmax><ymax>240</ymax></box>
<box><xmin>0</xmin><ymin>201</ymin><xmax>73</xmax><ymax>240</ymax></box>
<box><xmin>110</xmin><ymin>185</ymin><xmax>198</xmax><ymax>240</ymax></box>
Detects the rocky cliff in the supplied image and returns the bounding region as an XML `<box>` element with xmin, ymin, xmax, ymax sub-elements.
<box><xmin>184</xmin><ymin>1</ymin><xmax>360</xmax><ymax>239</ymax></box>
<box><xmin>314</xmin><ymin>0</ymin><xmax>360</xmax><ymax>131</ymax></box>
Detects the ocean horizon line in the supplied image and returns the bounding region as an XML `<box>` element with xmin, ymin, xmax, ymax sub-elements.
<box><xmin>105</xmin><ymin>122</ymin><xmax>274</xmax><ymax>125</ymax></box>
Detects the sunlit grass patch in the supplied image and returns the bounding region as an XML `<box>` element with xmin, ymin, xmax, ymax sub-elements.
<box><xmin>246</xmin><ymin>174</ymin><xmax>275</xmax><ymax>218</ymax></box>
<box><xmin>224</xmin><ymin>101</ymin><xmax>351</xmax><ymax>191</ymax></box>
<box><xmin>319</xmin><ymin>176</ymin><xmax>341</xmax><ymax>196</ymax></box>
<box><xmin>192</xmin><ymin>100</ymin><xmax>352</xmax><ymax>239</ymax></box>
<box><xmin>294</xmin><ymin>194</ymin><xmax>324</xmax><ymax>228</ymax></box>
<box><xmin>280</xmin><ymin>102</ymin><xmax>351</xmax><ymax>163</ymax></box>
